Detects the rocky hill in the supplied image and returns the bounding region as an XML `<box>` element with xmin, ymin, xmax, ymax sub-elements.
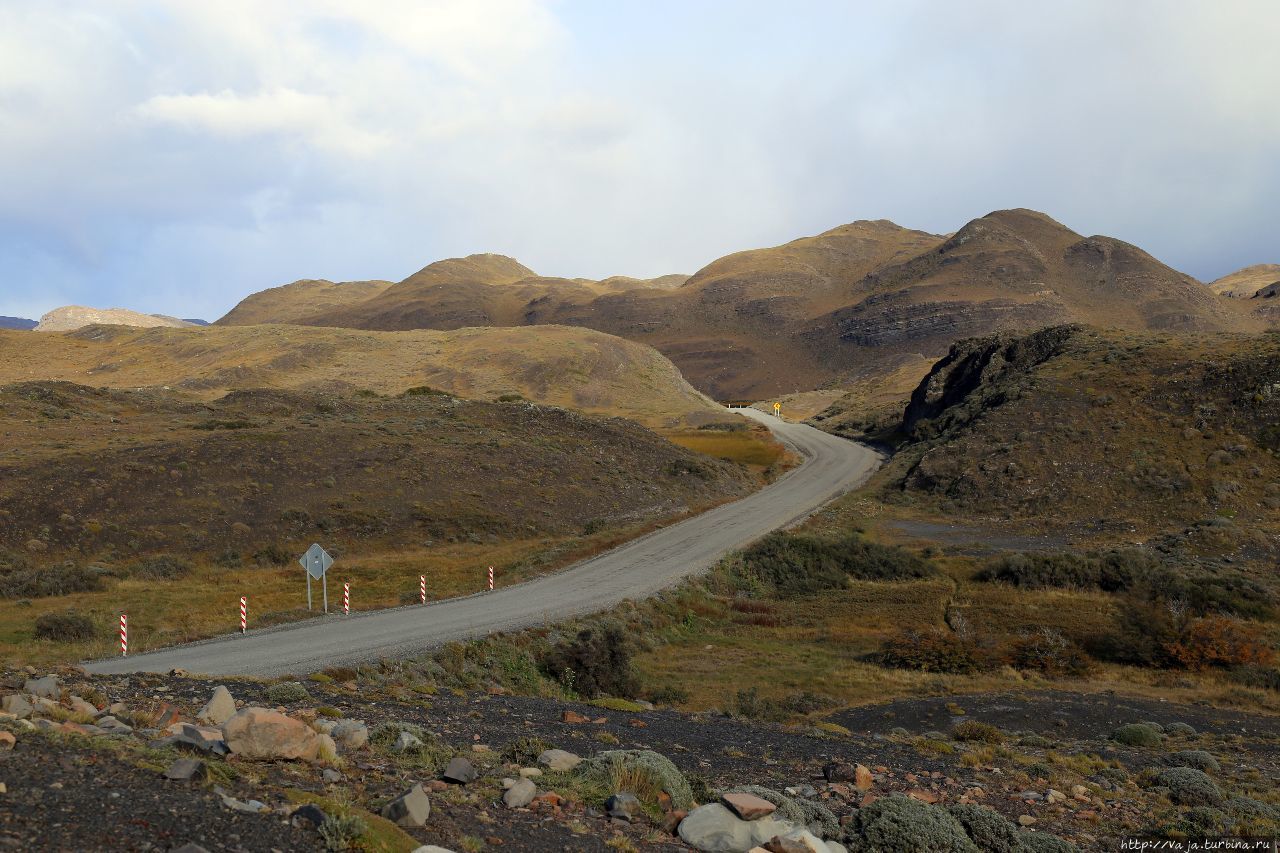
<box><xmin>0</xmin><ymin>317</ymin><xmax>35</xmax><ymax>330</ymax></box>
<box><xmin>0</xmin><ymin>323</ymin><xmax>725</xmax><ymax>428</ymax></box>
<box><xmin>1209</xmin><ymin>263</ymin><xmax>1280</xmax><ymax>298</ymax></box>
<box><xmin>35</xmin><ymin>306</ymin><xmax>194</xmax><ymax>332</ymax></box>
<box><xmin>216</xmin><ymin>279</ymin><xmax>395</xmax><ymax>326</ymax></box>
<box><xmin>215</xmin><ymin>210</ymin><xmax>1264</xmax><ymax>399</ymax></box>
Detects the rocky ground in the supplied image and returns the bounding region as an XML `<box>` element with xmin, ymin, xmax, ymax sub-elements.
<box><xmin>0</xmin><ymin>666</ymin><xmax>1276</xmax><ymax>852</ymax></box>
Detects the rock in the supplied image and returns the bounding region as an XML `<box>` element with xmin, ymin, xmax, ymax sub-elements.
<box><xmin>1</xmin><ymin>695</ymin><xmax>32</xmax><ymax>720</ymax></box>
<box><xmin>163</xmin><ymin>759</ymin><xmax>208</xmax><ymax>782</ymax></box>
<box><xmin>722</xmin><ymin>792</ymin><xmax>778</xmax><ymax>820</ymax></box>
<box><xmin>0</xmin><ymin>732</ymin><xmax>14</xmax><ymax>750</ymax></box>
<box><xmin>442</xmin><ymin>756</ymin><xmax>477</xmax><ymax>784</ymax></box>
<box><xmin>95</xmin><ymin>716</ymin><xmax>133</xmax><ymax>735</ymax></box>
<box><xmin>23</xmin><ymin>676</ymin><xmax>59</xmax><ymax>700</ymax></box>
<box><xmin>907</xmin><ymin>789</ymin><xmax>940</xmax><ymax>804</ymax></box>
<box><xmin>503</xmin><ymin>778</ymin><xmax>537</xmax><ymax>809</ymax></box>
<box><xmin>68</xmin><ymin>695</ymin><xmax>98</xmax><ymax>716</ymax></box>
<box><xmin>853</xmin><ymin>764</ymin><xmax>874</xmax><ymax>791</ymax></box>
<box><xmin>561</xmin><ymin>710</ymin><xmax>590</xmax><ymax>724</ymax></box>
<box><xmin>197</xmin><ymin>686</ymin><xmax>237</xmax><ymax>725</ymax></box>
<box><xmin>221</xmin><ymin>707</ymin><xmax>322</xmax><ymax>761</ymax></box>
<box><xmin>382</xmin><ymin>783</ymin><xmax>431</xmax><ymax>827</ymax></box>
<box><xmin>537</xmin><ymin>748</ymin><xmax>582</xmax><ymax>771</ymax></box>
<box><xmin>290</xmin><ymin>803</ymin><xmax>327</xmax><ymax>829</ymax></box>
<box><xmin>518</xmin><ymin>767</ymin><xmax>542</xmax><ymax>778</ymax></box>
<box><xmin>822</xmin><ymin>762</ymin><xmax>855</xmax><ymax>783</ymax></box>
<box><xmin>1046</xmin><ymin>788</ymin><xmax>1066</xmax><ymax>804</ymax></box>
<box><xmin>679</xmin><ymin>803</ymin><xmax>796</xmax><ymax>852</ymax></box>
<box><xmin>171</xmin><ymin>845</ymin><xmax>211</xmax><ymax>853</ymax></box>
<box><xmin>763</xmin><ymin>828</ymin><xmax>831</xmax><ymax>853</ymax></box>
<box><xmin>411</xmin><ymin>847</ymin><xmax>458</xmax><ymax>853</ymax></box>
<box><xmin>1018</xmin><ymin>815</ymin><xmax>1037</xmax><ymax>826</ymax></box>
<box><xmin>392</xmin><ymin>731</ymin><xmax>423</xmax><ymax>753</ymax></box>
<box><xmin>606</xmin><ymin>792</ymin><xmax>641</xmax><ymax>822</ymax></box>
<box><xmin>322</xmin><ymin>769</ymin><xmax>343</xmax><ymax>784</ymax></box>
<box><xmin>152</xmin><ymin>702</ymin><xmax>182</xmax><ymax>728</ymax></box>
<box><xmin>331</xmin><ymin>720</ymin><xmax>369</xmax><ymax>751</ymax></box>
<box><xmin>216</xmin><ymin>787</ymin><xmax>268</xmax><ymax>813</ymax></box>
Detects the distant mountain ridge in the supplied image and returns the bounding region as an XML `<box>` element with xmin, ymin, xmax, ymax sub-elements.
<box><xmin>0</xmin><ymin>317</ymin><xmax>36</xmax><ymax>330</ymax></box>
<box><xmin>215</xmin><ymin>208</ymin><xmax>1269</xmax><ymax>398</ymax></box>
<box><xmin>35</xmin><ymin>306</ymin><xmax>195</xmax><ymax>332</ymax></box>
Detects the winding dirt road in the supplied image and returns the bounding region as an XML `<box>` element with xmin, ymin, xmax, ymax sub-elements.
<box><xmin>85</xmin><ymin>409</ymin><xmax>881</xmax><ymax>676</ymax></box>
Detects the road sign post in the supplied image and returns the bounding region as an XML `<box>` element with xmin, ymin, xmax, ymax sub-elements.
<box><xmin>299</xmin><ymin>544</ymin><xmax>334</xmax><ymax>613</ymax></box>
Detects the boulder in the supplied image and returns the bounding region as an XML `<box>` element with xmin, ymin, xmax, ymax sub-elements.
<box><xmin>503</xmin><ymin>778</ymin><xmax>537</xmax><ymax>809</ymax></box>
<box><xmin>763</xmin><ymin>829</ymin><xmax>833</xmax><ymax>853</ymax></box>
<box><xmin>221</xmin><ymin>707</ymin><xmax>321</xmax><ymax>761</ymax></box>
<box><xmin>95</xmin><ymin>716</ymin><xmax>133</xmax><ymax>735</ymax></box>
<box><xmin>197</xmin><ymin>686</ymin><xmax>237</xmax><ymax>726</ymax></box>
<box><xmin>290</xmin><ymin>803</ymin><xmax>327</xmax><ymax>829</ymax></box>
<box><xmin>853</xmin><ymin>764</ymin><xmax>874</xmax><ymax>791</ymax></box>
<box><xmin>0</xmin><ymin>731</ymin><xmax>14</xmax><ymax>750</ymax></box>
<box><xmin>163</xmin><ymin>759</ymin><xmax>208</xmax><ymax>782</ymax></box>
<box><xmin>537</xmin><ymin>748</ymin><xmax>582</xmax><ymax>771</ymax></box>
<box><xmin>331</xmin><ymin>720</ymin><xmax>369</xmax><ymax>751</ymax></box>
<box><xmin>723</xmin><ymin>792</ymin><xmax>778</xmax><ymax>820</ymax></box>
<box><xmin>606</xmin><ymin>792</ymin><xmax>641</xmax><ymax>822</ymax></box>
<box><xmin>442</xmin><ymin>756</ymin><xmax>477</xmax><ymax>784</ymax></box>
<box><xmin>23</xmin><ymin>676</ymin><xmax>59</xmax><ymax>700</ymax></box>
<box><xmin>2</xmin><ymin>695</ymin><xmax>32</xmax><ymax>720</ymax></box>
<box><xmin>382</xmin><ymin>783</ymin><xmax>431</xmax><ymax>827</ymax></box>
<box><xmin>412</xmin><ymin>847</ymin><xmax>458</xmax><ymax>853</ymax></box>
<box><xmin>822</xmin><ymin>762</ymin><xmax>855</xmax><ymax>783</ymax></box>
<box><xmin>68</xmin><ymin>695</ymin><xmax>98</xmax><ymax>717</ymax></box>
<box><xmin>679</xmin><ymin>803</ymin><xmax>795</xmax><ymax>852</ymax></box>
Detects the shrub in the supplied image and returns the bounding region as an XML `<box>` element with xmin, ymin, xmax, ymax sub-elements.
<box><xmin>1111</xmin><ymin>723</ymin><xmax>1164</xmax><ymax>747</ymax></box>
<box><xmin>738</xmin><ymin>532</ymin><xmax>934</xmax><ymax>596</ymax></box>
<box><xmin>1226</xmin><ymin>797</ymin><xmax>1280</xmax><ymax>821</ymax></box>
<box><xmin>0</xmin><ymin>563</ymin><xmax>104</xmax><ymax>598</ymax></box>
<box><xmin>1226</xmin><ymin>664</ymin><xmax>1280</xmax><ymax>692</ymax></box>
<box><xmin>132</xmin><ymin>555</ymin><xmax>191</xmax><ymax>580</ymax></box>
<box><xmin>33</xmin><ymin>610</ymin><xmax>96</xmax><ymax>642</ymax></box>
<box><xmin>879</xmin><ymin>630</ymin><xmax>996</xmax><ymax>674</ymax></box>
<box><xmin>401</xmin><ymin>386</ymin><xmax>449</xmax><ymax>397</ymax></box>
<box><xmin>1164</xmin><ymin>722</ymin><xmax>1197</xmax><ymax>736</ymax></box>
<box><xmin>214</xmin><ymin>549</ymin><xmax>242</xmax><ymax>568</ymax></box>
<box><xmin>1022</xmin><ymin>834</ymin><xmax>1080</xmax><ymax>853</ymax></box>
<box><xmin>844</xmin><ymin>794</ymin><xmax>980</xmax><ymax>852</ymax></box>
<box><xmin>724</xmin><ymin>785</ymin><xmax>838</xmax><ymax>839</ymax></box>
<box><xmin>577</xmin><ymin>749</ymin><xmax>692</xmax><ymax>810</ymax></box>
<box><xmin>946</xmin><ymin>804</ymin><xmax>1025</xmax><ymax>853</ymax></box>
<box><xmin>976</xmin><ymin>549</ymin><xmax>1158</xmax><ymax>592</ymax></box>
<box><xmin>1169</xmin><ymin>750</ymin><xmax>1220</xmax><ymax>773</ymax></box>
<box><xmin>1001</xmin><ymin>629</ymin><xmax>1092</xmax><ymax>677</ymax></box>
<box><xmin>1151</xmin><ymin>767</ymin><xmax>1224</xmax><ymax>806</ymax></box>
<box><xmin>952</xmin><ymin>721</ymin><xmax>1004</xmax><ymax>743</ymax></box>
<box><xmin>264</xmin><ymin>681</ymin><xmax>312</xmax><ymax>704</ymax></box>
<box><xmin>501</xmin><ymin>736</ymin><xmax>551</xmax><ymax>765</ymax></box>
<box><xmin>539</xmin><ymin>623</ymin><xmax>638</xmax><ymax>699</ymax></box>
<box><xmin>1163</xmin><ymin>616</ymin><xmax>1274</xmax><ymax>670</ymax></box>
<box><xmin>254</xmin><ymin>543</ymin><xmax>292</xmax><ymax>567</ymax></box>
<box><xmin>647</xmin><ymin>684</ymin><xmax>689</xmax><ymax>705</ymax></box>
<box><xmin>317</xmin><ymin>813</ymin><xmax>367</xmax><ymax>851</ymax></box>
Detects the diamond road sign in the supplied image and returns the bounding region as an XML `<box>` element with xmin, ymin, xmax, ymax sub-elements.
<box><xmin>300</xmin><ymin>543</ymin><xmax>333</xmax><ymax>580</ymax></box>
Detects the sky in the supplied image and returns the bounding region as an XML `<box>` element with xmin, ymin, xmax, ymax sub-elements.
<box><xmin>1</xmin><ymin>0</ymin><xmax>1278</xmax><ymax>322</ymax></box>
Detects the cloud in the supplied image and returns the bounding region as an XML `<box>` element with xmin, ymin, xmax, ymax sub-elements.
<box><xmin>0</xmin><ymin>0</ymin><xmax>1277</xmax><ymax>322</ymax></box>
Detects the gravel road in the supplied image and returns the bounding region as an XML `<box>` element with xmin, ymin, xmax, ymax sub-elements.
<box><xmin>85</xmin><ymin>409</ymin><xmax>881</xmax><ymax>677</ymax></box>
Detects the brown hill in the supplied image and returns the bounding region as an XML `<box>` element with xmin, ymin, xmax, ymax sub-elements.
<box><xmin>216</xmin><ymin>279</ymin><xmax>393</xmax><ymax>325</ymax></box>
<box><xmin>213</xmin><ymin>209</ymin><xmax>1263</xmax><ymax>399</ymax></box>
<box><xmin>1209</xmin><ymin>263</ymin><xmax>1280</xmax><ymax>298</ymax></box>
<box><xmin>0</xmin><ymin>324</ymin><xmax>724</xmax><ymax>428</ymax></box>
<box><xmin>35</xmin><ymin>306</ymin><xmax>194</xmax><ymax>333</ymax></box>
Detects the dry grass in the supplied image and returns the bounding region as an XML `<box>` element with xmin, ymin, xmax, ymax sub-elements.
<box><xmin>663</xmin><ymin>425</ymin><xmax>789</xmax><ymax>472</ymax></box>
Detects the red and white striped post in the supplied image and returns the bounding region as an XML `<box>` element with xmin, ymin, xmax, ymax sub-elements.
<box><xmin>119</xmin><ymin>613</ymin><xmax>128</xmax><ymax>656</ymax></box>
<box><xmin>419</xmin><ymin>575</ymin><xmax>426</xmax><ymax>604</ymax></box>
<box><xmin>487</xmin><ymin>565</ymin><xmax>494</xmax><ymax>592</ymax></box>
<box><xmin>239</xmin><ymin>596</ymin><xmax>247</xmax><ymax>633</ymax></box>
<box><xmin>343</xmin><ymin>582</ymin><xmax>350</xmax><ymax>615</ymax></box>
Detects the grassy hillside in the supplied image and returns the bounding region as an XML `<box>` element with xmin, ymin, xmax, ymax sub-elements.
<box><xmin>0</xmin><ymin>381</ymin><xmax>756</xmax><ymax>663</ymax></box>
<box><xmin>0</xmin><ymin>324</ymin><xmax>725</xmax><ymax>428</ymax></box>
<box><xmin>1210</xmin><ymin>263</ymin><xmax>1280</xmax><ymax>298</ymax></box>
<box><xmin>215</xmin><ymin>279</ymin><xmax>393</xmax><ymax>325</ymax></box>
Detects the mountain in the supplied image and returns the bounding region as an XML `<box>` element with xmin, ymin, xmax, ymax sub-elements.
<box><xmin>216</xmin><ymin>279</ymin><xmax>394</xmax><ymax>326</ymax></box>
<box><xmin>34</xmin><ymin>306</ymin><xmax>195</xmax><ymax>332</ymax></box>
<box><xmin>1209</xmin><ymin>263</ymin><xmax>1280</xmax><ymax>298</ymax></box>
<box><xmin>182</xmin><ymin>318</ymin><xmax>211</xmax><ymax>326</ymax></box>
<box><xmin>0</xmin><ymin>323</ymin><xmax>725</xmax><ymax>428</ymax></box>
<box><xmin>0</xmin><ymin>317</ymin><xmax>36</xmax><ymax>330</ymax></box>
<box><xmin>214</xmin><ymin>209</ymin><xmax>1263</xmax><ymax>399</ymax></box>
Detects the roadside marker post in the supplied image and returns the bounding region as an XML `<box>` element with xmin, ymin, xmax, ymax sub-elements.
<box><xmin>420</xmin><ymin>575</ymin><xmax>426</xmax><ymax>604</ymax></box>
<box><xmin>239</xmin><ymin>596</ymin><xmax>247</xmax><ymax>633</ymax></box>
<box><xmin>488</xmin><ymin>565</ymin><xmax>494</xmax><ymax>592</ymax></box>
<box><xmin>773</xmin><ymin>401</ymin><xmax>781</xmax><ymax>418</ymax></box>
<box><xmin>343</xmin><ymin>582</ymin><xmax>350</xmax><ymax>615</ymax></box>
<box><xmin>119</xmin><ymin>614</ymin><xmax>127</xmax><ymax>657</ymax></box>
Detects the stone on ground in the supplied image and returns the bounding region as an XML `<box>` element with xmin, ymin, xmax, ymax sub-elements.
<box><xmin>221</xmin><ymin>707</ymin><xmax>322</xmax><ymax>761</ymax></box>
<box><xmin>290</xmin><ymin>803</ymin><xmax>327</xmax><ymax>829</ymax></box>
<box><xmin>331</xmin><ymin>719</ymin><xmax>369</xmax><ymax>751</ymax></box>
<box><xmin>68</xmin><ymin>695</ymin><xmax>98</xmax><ymax>716</ymax></box>
<box><xmin>723</xmin><ymin>791</ymin><xmax>778</xmax><ymax>820</ymax></box>
<box><xmin>442</xmin><ymin>756</ymin><xmax>477</xmax><ymax>784</ymax></box>
<box><xmin>0</xmin><ymin>731</ymin><xmax>14</xmax><ymax>750</ymax></box>
<box><xmin>537</xmin><ymin>748</ymin><xmax>582</xmax><ymax>771</ymax></box>
<box><xmin>23</xmin><ymin>676</ymin><xmax>59</xmax><ymax>700</ymax></box>
<box><xmin>197</xmin><ymin>686</ymin><xmax>237</xmax><ymax>725</ymax></box>
<box><xmin>382</xmin><ymin>783</ymin><xmax>432</xmax><ymax>827</ymax></box>
<box><xmin>606</xmin><ymin>792</ymin><xmax>641</xmax><ymax>821</ymax></box>
<box><xmin>163</xmin><ymin>758</ymin><xmax>208</xmax><ymax>782</ymax></box>
<box><xmin>1</xmin><ymin>695</ymin><xmax>32</xmax><ymax>719</ymax></box>
<box><xmin>679</xmin><ymin>803</ymin><xmax>796</xmax><ymax>852</ymax></box>
<box><xmin>503</xmin><ymin>778</ymin><xmax>537</xmax><ymax>808</ymax></box>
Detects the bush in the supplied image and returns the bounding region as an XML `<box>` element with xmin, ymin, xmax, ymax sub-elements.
<box><xmin>976</xmin><ymin>549</ymin><xmax>1158</xmax><ymax>592</ymax></box>
<box><xmin>647</xmin><ymin>684</ymin><xmax>689</xmax><ymax>705</ymax></box>
<box><xmin>317</xmin><ymin>813</ymin><xmax>367</xmax><ymax>851</ymax></box>
<box><xmin>132</xmin><ymin>555</ymin><xmax>191</xmax><ymax>580</ymax></box>
<box><xmin>879</xmin><ymin>629</ymin><xmax>996</xmax><ymax>674</ymax></box>
<box><xmin>724</xmin><ymin>785</ymin><xmax>838</xmax><ymax>839</ymax></box>
<box><xmin>577</xmin><ymin>749</ymin><xmax>693</xmax><ymax>810</ymax></box>
<box><xmin>369</xmin><ymin>721</ymin><xmax>426</xmax><ymax>750</ymax></box>
<box><xmin>501</xmin><ymin>736</ymin><xmax>551</xmax><ymax>765</ymax></box>
<box><xmin>264</xmin><ymin>681</ymin><xmax>312</xmax><ymax>704</ymax></box>
<box><xmin>946</xmin><ymin>804</ymin><xmax>1025</xmax><ymax>853</ymax></box>
<box><xmin>0</xmin><ymin>562</ymin><xmax>104</xmax><ymax>598</ymax></box>
<box><xmin>1226</xmin><ymin>664</ymin><xmax>1280</xmax><ymax>692</ymax></box>
<box><xmin>254</xmin><ymin>543</ymin><xmax>292</xmax><ymax>567</ymax></box>
<box><xmin>1111</xmin><ymin>723</ymin><xmax>1164</xmax><ymax>747</ymax></box>
<box><xmin>1151</xmin><ymin>767</ymin><xmax>1224</xmax><ymax>806</ymax></box>
<box><xmin>214</xmin><ymin>549</ymin><xmax>242</xmax><ymax>568</ymax></box>
<box><xmin>952</xmin><ymin>720</ymin><xmax>1004</xmax><ymax>743</ymax></box>
<box><xmin>844</xmin><ymin>794</ymin><xmax>980</xmax><ymax>852</ymax></box>
<box><xmin>539</xmin><ymin>623</ymin><xmax>638</xmax><ymax>699</ymax></box>
<box><xmin>33</xmin><ymin>610</ymin><xmax>96</xmax><ymax>642</ymax></box>
<box><xmin>1163</xmin><ymin>616</ymin><xmax>1274</xmax><ymax>670</ymax></box>
<box><xmin>737</xmin><ymin>531</ymin><xmax>934</xmax><ymax>597</ymax></box>
<box><xmin>1169</xmin><ymin>750</ymin><xmax>1220</xmax><ymax>773</ymax></box>
<box><xmin>1001</xmin><ymin>629</ymin><xmax>1092</xmax><ymax>677</ymax></box>
<box><xmin>1164</xmin><ymin>722</ymin><xmax>1197</xmax><ymax>736</ymax></box>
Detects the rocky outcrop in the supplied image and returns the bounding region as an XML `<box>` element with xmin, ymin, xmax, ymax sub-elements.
<box><xmin>221</xmin><ymin>708</ymin><xmax>322</xmax><ymax>761</ymax></box>
<box><xmin>35</xmin><ymin>306</ymin><xmax>194</xmax><ymax>333</ymax></box>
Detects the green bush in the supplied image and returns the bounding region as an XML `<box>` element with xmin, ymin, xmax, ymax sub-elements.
<box><xmin>738</xmin><ymin>532</ymin><xmax>934</xmax><ymax>596</ymax></box>
<box><xmin>317</xmin><ymin>813</ymin><xmax>367</xmax><ymax>851</ymax></box>
<box><xmin>844</xmin><ymin>794</ymin><xmax>980</xmax><ymax>852</ymax></box>
<box><xmin>577</xmin><ymin>749</ymin><xmax>692</xmax><ymax>811</ymax></box>
<box><xmin>1111</xmin><ymin>723</ymin><xmax>1164</xmax><ymax>747</ymax></box>
<box><xmin>538</xmin><ymin>622</ymin><xmax>638</xmax><ymax>699</ymax></box>
<box><xmin>501</xmin><ymin>736</ymin><xmax>551</xmax><ymax>765</ymax></box>
<box><xmin>1164</xmin><ymin>722</ymin><xmax>1197</xmax><ymax>736</ymax></box>
<box><xmin>368</xmin><ymin>721</ymin><xmax>427</xmax><ymax>749</ymax></box>
<box><xmin>1169</xmin><ymin>750</ymin><xmax>1220</xmax><ymax>773</ymax></box>
<box><xmin>724</xmin><ymin>785</ymin><xmax>838</xmax><ymax>839</ymax></box>
<box><xmin>132</xmin><ymin>555</ymin><xmax>191</xmax><ymax>580</ymax></box>
<box><xmin>879</xmin><ymin>629</ymin><xmax>996</xmax><ymax>674</ymax></box>
<box><xmin>946</xmin><ymin>804</ymin><xmax>1025</xmax><ymax>853</ymax></box>
<box><xmin>1151</xmin><ymin>767</ymin><xmax>1224</xmax><ymax>806</ymax></box>
<box><xmin>33</xmin><ymin>609</ymin><xmax>96</xmax><ymax>642</ymax></box>
<box><xmin>253</xmin><ymin>543</ymin><xmax>292</xmax><ymax>567</ymax></box>
<box><xmin>0</xmin><ymin>562</ymin><xmax>104</xmax><ymax>598</ymax></box>
<box><xmin>214</xmin><ymin>549</ymin><xmax>242</xmax><ymax>568</ymax></box>
<box><xmin>952</xmin><ymin>720</ymin><xmax>1004</xmax><ymax>743</ymax></box>
<box><xmin>264</xmin><ymin>681</ymin><xmax>312</xmax><ymax>704</ymax></box>
<box><xmin>1226</xmin><ymin>665</ymin><xmax>1280</xmax><ymax>692</ymax></box>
